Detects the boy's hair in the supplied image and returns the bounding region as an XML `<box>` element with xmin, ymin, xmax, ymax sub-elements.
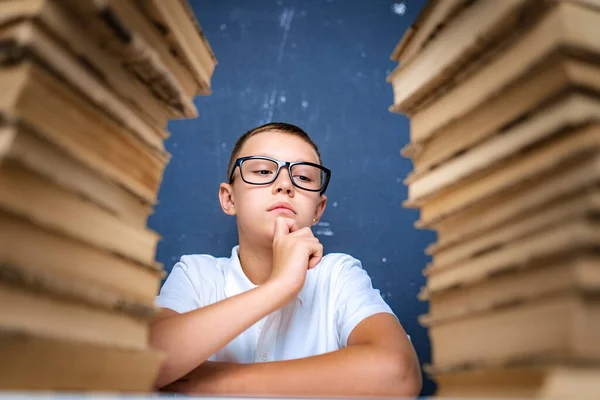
<box><xmin>226</xmin><ymin>122</ymin><xmax>323</xmax><ymax>179</ymax></box>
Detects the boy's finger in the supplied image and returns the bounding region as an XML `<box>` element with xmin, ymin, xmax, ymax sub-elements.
<box><xmin>307</xmin><ymin>243</ymin><xmax>323</xmax><ymax>269</ymax></box>
<box><xmin>273</xmin><ymin>217</ymin><xmax>287</xmax><ymax>242</ymax></box>
<box><xmin>287</xmin><ymin>219</ymin><xmax>300</xmax><ymax>233</ymax></box>
<box><xmin>273</xmin><ymin>217</ymin><xmax>298</xmax><ymax>242</ymax></box>
<box><xmin>289</xmin><ymin>226</ymin><xmax>314</xmax><ymax>238</ymax></box>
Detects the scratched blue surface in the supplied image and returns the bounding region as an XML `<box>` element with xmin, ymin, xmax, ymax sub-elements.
<box><xmin>148</xmin><ymin>0</ymin><xmax>434</xmax><ymax>396</ymax></box>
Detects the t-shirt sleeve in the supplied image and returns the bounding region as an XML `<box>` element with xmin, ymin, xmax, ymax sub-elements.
<box><xmin>334</xmin><ymin>256</ymin><xmax>396</xmax><ymax>347</ymax></box>
<box><xmin>155</xmin><ymin>259</ymin><xmax>202</xmax><ymax>314</ymax></box>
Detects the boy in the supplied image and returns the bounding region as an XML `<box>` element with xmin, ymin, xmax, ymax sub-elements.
<box><xmin>151</xmin><ymin>122</ymin><xmax>422</xmax><ymax>397</ymax></box>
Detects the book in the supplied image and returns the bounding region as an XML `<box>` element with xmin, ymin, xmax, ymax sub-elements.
<box><xmin>402</xmin><ymin>56</ymin><xmax>600</xmax><ymax>173</ymax></box>
<box><xmin>389</xmin><ymin>0</ymin><xmax>472</xmax><ymax>65</ymax></box>
<box><xmin>421</xmin><ymin>253</ymin><xmax>600</xmax><ymax>323</ymax></box>
<box><xmin>0</xmin><ymin>62</ymin><xmax>167</xmax><ymax>205</ymax></box>
<box><xmin>410</xmin><ymin>2</ymin><xmax>600</xmax><ymax>144</ymax></box>
<box><xmin>0</xmin><ymin>161</ymin><xmax>160</xmax><ymax>266</ymax></box>
<box><xmin>0</xmin><ymin>0</ymin><xmax>219</xmax><ymax>393</ymax></box>
<box><xmin>0</xmin><ymin>209</ymin><xmax>162</xmax><ymax>305</ymax></box>
<box><xmin>425</xmin><ymin>215</ymin><xmax>599</xmax><ymax>294</ymax></box>
<box><xmin>414</xmin><ymin>124</ymin><xmax>600</xmax><ymax>225</ymax></box>
<box><xmin>429</xmin><ymin>188</ymin><xmax>600</xmax><ymax>267</ymax></box>
<box><xmin>427</xmin><ymin>290</ymin><xmax>600</xmax><ymax>370</ymax></box>
<box><xmin>405</xmin><ymin>93</ymin><xmax>600</xmax><ymax>203</ymax></box>
<box><xmin>0</xmin><ymin>19</ymin><xmax>167</xmax><ymax>152</ymax></box>
<box><xmin>434</xmin><ymin>364</ymin><xmax>600</xmax><ymax>398</ymax></box>
<box><xmin>62</xmin><ymin>0</ymin><xmax>199</xmax><ymax>110</ymax></box>
<box><xmin>388</xmin><ymin>0</ymin><xmax>542</xmax><ymax>114</ymax></box>
<box><xmin>429</xmin><ymin>162</ymin><xmax>599</xmax><ymax>250</ymax></box>
<box><xmin>0</xmin><ymin>268</ymin><xmax>152</xmax><ymax>349</ymax></box>
<box><xmin>0</xmin><ymin>328</ymin><xmax>163</xmax><ymax>392</ymax></box>
<box><xmin>134</xmin><ymin>0</ymin><xmax>217</xmax><ymax>95</ymax></box>
<box><xmin>106</xmin><ymin>0</ymin><xmax>200</xmax><ymax>98</ymax></box>
<box><xmin>388</xmin><ymin>0</ymin><xmax>600</xmax><ymax>394</ymax></box>
<box><xmin>0</xmin><ymin>0</ymin><xmax>172</xmax><ymax>129</ymax></box>
<box><xmin>0</xmin><ymin>122</ymin><xmax>151</xmax><ymax>228</ymax></box>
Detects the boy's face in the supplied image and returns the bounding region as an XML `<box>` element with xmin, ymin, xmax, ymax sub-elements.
<box><xmin>219</xmin><ymin>130</ymin><xmax>327</xmax><ymax>243</ymax></box>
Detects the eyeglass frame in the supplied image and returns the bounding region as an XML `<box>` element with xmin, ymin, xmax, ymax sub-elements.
<box><xmin>228</xmin><ymin>156</ymin><xmax>332</xmax><ymax>194</ymax></box>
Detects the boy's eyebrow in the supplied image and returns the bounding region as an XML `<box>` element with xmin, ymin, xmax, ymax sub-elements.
<box><xmin>241</xmin><ymin>154</ymin><xmax>321</xmax><ymax>164</ymax></box>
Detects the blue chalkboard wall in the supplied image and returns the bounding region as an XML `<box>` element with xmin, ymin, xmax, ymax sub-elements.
<box><xmin>148</xmin><ymin>0</ymin><xmax>435</xmax><ymax>395</ymax></box>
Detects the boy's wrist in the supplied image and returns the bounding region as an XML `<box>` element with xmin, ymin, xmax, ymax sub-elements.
<box><xmin>261</xmin><ymin>278</ymin><xmax>299</xmax><ymax>308</ymax></box>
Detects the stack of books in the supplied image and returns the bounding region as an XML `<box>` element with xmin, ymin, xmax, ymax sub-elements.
<box><xmin>0</xmin><ymin>0</ymin><xmax>216</xmax><ymax>392</ymax></box>
<box><xmin>387</xmin><ymin>0</ymin><xmax>600</xmax><ymax>397</ymax></box>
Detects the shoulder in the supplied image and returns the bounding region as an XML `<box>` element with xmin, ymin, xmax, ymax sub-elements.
<box><xmin>172</xmin><ymin>253</ymin><xmax>228</xmax><ymax>284</ymax></box>
<box><xmin>157</xmin><ymin>253</ymin><xmax>228</xmax><ymax>312</ymax></box>
<box><xmin>312</xmin><ymin>252</ymin><xmax>368</xmax><ymax>283</ymax></box>
<box><xmin>321</xmin><ymin>252</ymin><xmax>358</xmax><ymax>263</ymax></box>
<box><xmin>318</xmin><ymin>252</ymin><xmax>363</xmax><ymax>272</ymax></box>
<box><xmin>178</xmin><ymin>253</ymin><xmax>223</xmax><ymax>270</ymax></box>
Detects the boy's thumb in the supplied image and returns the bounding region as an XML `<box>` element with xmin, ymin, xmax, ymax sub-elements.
<box><xmin>273</xmin><ymin>217</ymin><xmax>289</xmax><ymax>243</ymax></box>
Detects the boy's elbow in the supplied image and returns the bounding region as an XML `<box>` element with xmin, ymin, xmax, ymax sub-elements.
<box><xmin>149</xmin><ymin>335</ymin><xmax>182</xmax><ymax>390</ymax></box>
<box><xmin>384</xmin><ymin>351</ymin><xmax>422</xmax><ymax>397</ymax></box>
<box><xmin>153</xmin><ymin>364</ymin><xmax>178</xmax><ymax>391</ymax></box>
<box><xmin>396</xmin><ymin>365</ymin><xmax>423</xmax><ymax>398</ymax></box>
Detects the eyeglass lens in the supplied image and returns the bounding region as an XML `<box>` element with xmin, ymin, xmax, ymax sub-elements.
<box><xmin>240</xmin><ymin>158</ymin><xmax>325</xmax><ymax>191</ymax></box>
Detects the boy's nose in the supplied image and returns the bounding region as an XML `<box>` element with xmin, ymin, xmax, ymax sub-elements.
<box><xmin>273</xmin><ymin>168</ymin><xmax>294</xmax><ymax>195</ymax></box>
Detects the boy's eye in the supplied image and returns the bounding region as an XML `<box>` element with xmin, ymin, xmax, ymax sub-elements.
<box><xmin>294</xmin><ymin>174</ymin><xmax>312</xmax><ymax>182</ymax></box>
<box><xmin>254</xmin><ymin>169</ymin><xmax>273</xmax><ymax>175</ymax></box>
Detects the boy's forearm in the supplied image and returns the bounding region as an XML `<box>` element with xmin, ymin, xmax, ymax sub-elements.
<box><xmin>150</xmin><ymin>280</ymin><xmax>293</xmax><ymax>388</ymax></box>
<box><xmin>165</xmin><ymin>345</ymin><xmax>422</xmax><ymax>398</ymax></box>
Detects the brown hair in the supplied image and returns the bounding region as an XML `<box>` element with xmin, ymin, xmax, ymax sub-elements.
<box><xmin>226</xmin><ymin>122</ymin><xmax>322</xmax><ymax>179</ymax></box>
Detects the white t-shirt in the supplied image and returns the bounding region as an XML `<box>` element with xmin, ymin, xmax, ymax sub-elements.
<box><xmin>155</xmin><ymin>246</ymin><xmax>395</xmax><ymax>363</ymax></box>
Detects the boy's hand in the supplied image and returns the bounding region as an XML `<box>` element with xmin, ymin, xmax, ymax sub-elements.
<box><xmin>269</xmin><ymin>216</ymin><xmax>323</xmax><ymax>299</ymax></box>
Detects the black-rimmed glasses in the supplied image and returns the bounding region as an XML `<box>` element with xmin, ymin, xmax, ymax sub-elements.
<box><xmin>229</xmin><ymin>156</ymin><xmax>331</xmax><ymax>194</ymax></box>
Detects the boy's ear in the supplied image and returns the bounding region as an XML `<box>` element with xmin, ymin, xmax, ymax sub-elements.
<box><xmin>219</xmin><ymin>183</ymin><xmax>236</xmax><ymax>216</ymax></box>
<box><xmin>312</xmin><ymin>195</ymin><xmax>327</xmax><ymax>226</ymax></box>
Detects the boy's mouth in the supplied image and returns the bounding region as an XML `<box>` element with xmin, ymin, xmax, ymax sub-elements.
<box><xmin>268</xmin><ymin>202</ymin><xmax>296</xmax><ymax>214</ymax></box>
